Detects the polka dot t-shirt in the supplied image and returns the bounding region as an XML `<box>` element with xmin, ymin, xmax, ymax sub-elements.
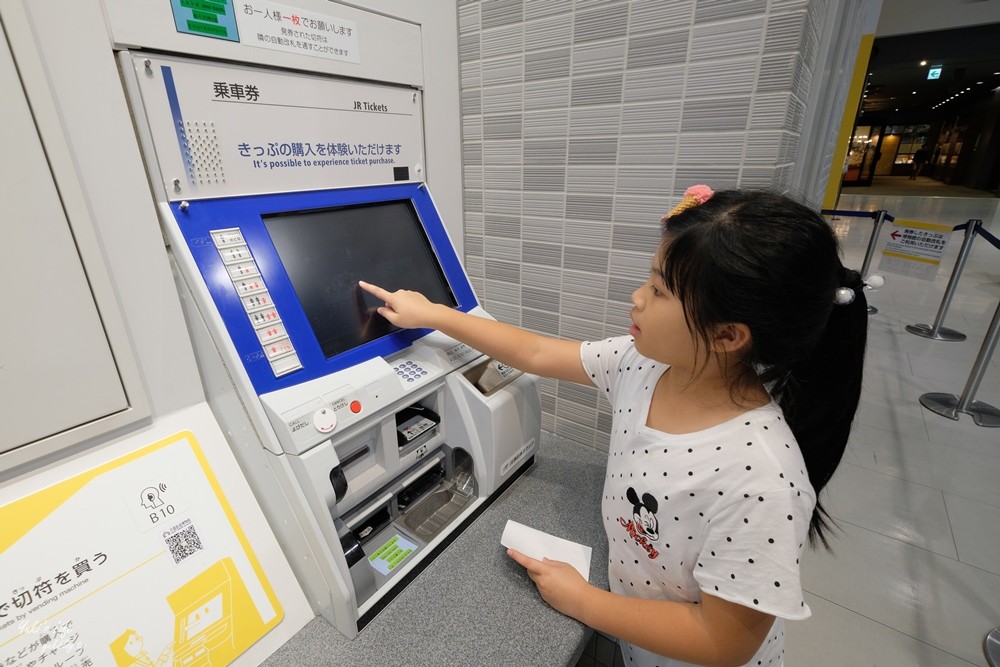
<box><xmin>581</xmin><ymin>336</ymin><xmax>815</xmax><ymax>667</ymax></box>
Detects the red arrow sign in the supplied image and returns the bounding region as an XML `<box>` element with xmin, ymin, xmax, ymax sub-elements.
<box><xmin>890</xmin><ymin>230</ymin><xmax>901</xmax><ymax>240</ymax></box>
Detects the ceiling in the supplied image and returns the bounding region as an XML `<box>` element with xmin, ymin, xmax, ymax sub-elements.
<box><xmin>859</xmin><ymin>22</ymin><xmax>1000</xmax><ymax>119</ymax></box>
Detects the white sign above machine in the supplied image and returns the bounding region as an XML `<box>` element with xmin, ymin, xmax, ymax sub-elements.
<box><xmin>168</xmin><ymin>0</ymin><xmax>360</xmax><ymax>64</ymax></box>
<box><xmin>125</xmin><ymin>52</ymin><xmax>424</xmax><ymax>201</ymax></box>
<box><xmin>235</xmin><ymin>1</ymin><xmax>361</xmax><ymax>64</ymax></box>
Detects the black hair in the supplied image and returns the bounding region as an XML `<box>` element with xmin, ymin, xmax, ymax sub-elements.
<box><xmin>660</xmin><ymin>189</ymin><xmax>868</xmax><ymax>548</ymax></box>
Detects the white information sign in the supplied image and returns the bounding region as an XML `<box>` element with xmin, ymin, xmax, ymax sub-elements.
<box><xmin>878</xmin><ymin>219</ymin><xmax>954</xmax><ymax>281</ymax></box>
<box><xmin>0</xmin><ymin>405</ymin><xmax>311</xmax><ymax>667</ymax></box>
<box><xmin>128</xmin><ymin>53</ymin><xmax>423</xmax><ymax>200</ymax></box>
<box><xmin>235</xmin><ymin>1</ymin><xmax>361</xmax><ymax>64</ymax></box>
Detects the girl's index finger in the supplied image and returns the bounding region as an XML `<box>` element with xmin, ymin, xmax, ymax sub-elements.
<box><xmin>358</xmin><ymin>280</ymin><xmax>387</xmax><ymax>299</ymax></box>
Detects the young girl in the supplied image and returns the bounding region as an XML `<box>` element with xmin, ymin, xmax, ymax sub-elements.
<box><xmin>360</xmin><ymin>186</ymin><xmax>868</xmax><ymax>667</ymax></box>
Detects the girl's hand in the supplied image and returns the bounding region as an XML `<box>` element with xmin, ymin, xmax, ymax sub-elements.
<box><xmin>507</xmin><ymin>548</ymin><xmax>590</xmax><ymax>619</ymax></box>
<box><xmin>358</xmin><ymin>280</ymin><xmax>440</xmax><ymax>330</ymax></box>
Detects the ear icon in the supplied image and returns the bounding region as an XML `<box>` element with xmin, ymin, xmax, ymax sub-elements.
<box><xmin>140</xmin><ymin>487</ymin><xmax>163</xmax><ymax>509</ymax></box>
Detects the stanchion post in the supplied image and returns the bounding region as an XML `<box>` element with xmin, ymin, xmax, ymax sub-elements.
<box><xmin>919</xmin><ymin>298</ymin><xmax>1000</xmax><ymax>428</ymax></box>
<box><xmin>859</xmin><ymin>210</ymin><xmax>888</xmax><ymax>315</ymax></box>
<box><xmin>905</xmin><ymin>219</ymin><xmax>981</xmax><ymax>342</ymax></box>
<box><xmin>986</xmin><ymin>626</ymin><xmax>1000</xmax><ymax>666</ymax></box>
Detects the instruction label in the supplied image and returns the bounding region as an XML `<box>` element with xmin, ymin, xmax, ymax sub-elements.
<box><xmin>236</xmin><ymin>1</ymin><xmax>360</xmax><ymax>63</ymax></box>
<box><xmin>130</xmin><ymin>53</ymin><xmax>422</xmax><ymax>201</ymax></box>
<box><xmin>878</xmin><ymin>219</ymin><xmax>953</xmax><ymax>281</ymax></box>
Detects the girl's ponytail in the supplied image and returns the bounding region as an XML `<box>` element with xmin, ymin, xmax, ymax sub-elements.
<box><xmin>776</xmin><ymin>267</ymin><xmax>868</xmax><ymax>547</ymax></box>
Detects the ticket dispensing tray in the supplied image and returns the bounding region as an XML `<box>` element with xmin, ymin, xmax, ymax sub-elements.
<box><xmin>400</xmin><ymin>457</ymin><xmax>476</xmax><ymax>541</ymax></box>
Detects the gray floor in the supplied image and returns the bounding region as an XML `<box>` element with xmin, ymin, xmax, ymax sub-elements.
<box><xmin>578</xmin><ymin>191</ymin><xmax>1000</xmax><ymax>666</ymax></box>
<box><xmin>788</xmin><ymin>192</ymin><xmax>1000</xmax><ymax>666</ymax></box>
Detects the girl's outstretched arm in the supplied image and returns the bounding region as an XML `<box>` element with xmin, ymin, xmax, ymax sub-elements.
<box><xmin>508</xmin><ymin>549</ymin><xmax>774</xmax><ymax>667</ymax></box>
<box><xmin>359</xmin><ymin>281</ymin><xmax>591</xmax><ymax>385</ymax></box>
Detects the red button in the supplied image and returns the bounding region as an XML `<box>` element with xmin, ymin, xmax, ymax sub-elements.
<box><xmin>350</xmin><ymin>400</ymin><xmax>362</xmax><ymax>414</ymax></box>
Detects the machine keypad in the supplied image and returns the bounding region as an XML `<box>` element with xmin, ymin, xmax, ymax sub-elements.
<box><xmin>392</xmin><ymin>360</ymin><xmax>429</xmax><ymax>383</ymax></box>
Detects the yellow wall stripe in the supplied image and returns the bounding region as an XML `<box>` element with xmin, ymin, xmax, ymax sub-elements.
<box><xmin>823</xmin><ymin>33</ymin><xmax>875</xmax><ymax>211</ymax></box>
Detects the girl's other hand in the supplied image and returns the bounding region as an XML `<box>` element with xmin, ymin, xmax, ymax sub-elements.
<box><xmin>507</xmin><ymin>548</ymin><xmax>590</xmax><ymax>620</ymax></box>
<box><xmin>358</xmin><ymin>280</ymin><xmax>439</xmax><ymax>330</ymax></box>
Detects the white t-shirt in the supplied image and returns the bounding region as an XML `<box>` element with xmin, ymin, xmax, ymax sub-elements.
<box><xmin>581</xmin><ymin>336</ymin><xmax>815</xmax><ymax>667</ymax></box>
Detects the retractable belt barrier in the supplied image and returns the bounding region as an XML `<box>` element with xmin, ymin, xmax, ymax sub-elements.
<box><xmin>905</xmin><ymin>220</ymin><xmax>985</xmax><ymax>342</ymax></box>
<box><xmin>820</xmin><ymin>209</ymin><xmax>880</xmax><ymax>219</ymax></box>
<box><xmin>822</xmin><ymin>207</ymin><xmax>999</xmax><ymax>428</ymax></box>
<box><xmin>907</xmin><ymin>218</ymin><xmax>1000</xmax><ymax>428</ymax></box>
<box><xmin>919</xmin><ymin>300</ymin><xmax>1000</xmax><ymax>428</ymax></box>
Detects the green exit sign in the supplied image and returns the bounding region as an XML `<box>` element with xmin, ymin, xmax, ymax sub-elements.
<box><xmin>927</xmin><ymin>67</ymin><xmax>942</xmax><ymax>80</ymax></box>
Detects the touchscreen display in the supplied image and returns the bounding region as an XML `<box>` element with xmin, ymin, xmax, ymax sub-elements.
<box><xmin>263</xmin><ymin>200</ymin><xmax>457</xmax><ymax>358</ymax></box>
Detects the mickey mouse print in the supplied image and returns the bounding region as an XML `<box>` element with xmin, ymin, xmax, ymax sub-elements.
<box><xmin>618</xmin><ymin>487</ymin><xmax>660</xmax><ymax>559</ymax></box>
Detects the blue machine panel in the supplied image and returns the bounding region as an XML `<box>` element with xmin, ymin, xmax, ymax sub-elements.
<box><xmin>169</xmin><ymin>183</ymin><xmax>477</xmax><ymax>395</ymax></box>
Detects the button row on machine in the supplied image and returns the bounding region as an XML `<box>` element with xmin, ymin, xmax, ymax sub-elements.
<box><xmin>210</xmin><ymin>227</ymin><xmax>301</xmax><ymax>378</ymax></box>
<box><xmin>312</xmin><ymin>400</ymin><xmax>363</xmax><ymax>434</ymax></box>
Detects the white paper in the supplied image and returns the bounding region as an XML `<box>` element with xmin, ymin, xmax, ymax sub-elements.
<box><xmin>500</xmin><ymin>519</ymin><xmax>592</xmax><ymax>581</ymax></box>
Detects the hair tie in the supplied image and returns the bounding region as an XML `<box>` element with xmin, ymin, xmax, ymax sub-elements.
<box><xmin>864</xmin><ymin>274</ymin><xmax>885</xmax><ymax>290</ymax></box>
<box><xmin>666</xmin><ymin>184</ymin><xmax>714</xmax><ymax>219</ymax></box>
<box><xmin>833</xmin><ymin>287</ymin><xmax>855</xmax><ymax>305</ymax></box>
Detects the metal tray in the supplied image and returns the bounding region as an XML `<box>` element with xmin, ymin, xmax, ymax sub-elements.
<box><xmin>400</xmin><ymin>486</ymin><xmax>474</xmax><ymax>541</ymax></box>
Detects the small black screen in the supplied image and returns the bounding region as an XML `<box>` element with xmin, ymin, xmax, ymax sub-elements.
<box><xmin>263</xmin><ymin>200</ymin><xmax>457</xmax><ymax>359</ymax></box>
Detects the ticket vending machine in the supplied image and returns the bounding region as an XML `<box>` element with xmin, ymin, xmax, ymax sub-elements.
<box><xmin>117</xmin><ymin>40</ymin><xmax>540</xmax><ymax>638</ymax></box>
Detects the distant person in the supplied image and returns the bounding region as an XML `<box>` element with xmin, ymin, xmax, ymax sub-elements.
<box><xmin>910</xmin><ymin>145</ymin><xmax>930</xmax><ymax>180</ymax></box>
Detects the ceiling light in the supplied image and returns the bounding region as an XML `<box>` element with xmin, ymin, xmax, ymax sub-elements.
<box><xmin>978</xmin><ymin>81</ymin><xmax>984</xmax><ymax>84</ymax></box>
<box><xmin>912</xmin><ymin>91</ymin><xmax>917</xmax><ymax>94</ymax></box>
<box><xmin>920</xmin><ymin>60</ymin><xmax>927</xmax><ymax>66</ymax></box>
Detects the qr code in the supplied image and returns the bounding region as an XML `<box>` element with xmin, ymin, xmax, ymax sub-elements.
<box><xmin>165</xmin><ymin>524</ymin><xmax>203</xmax><ymax>564</ymax></box>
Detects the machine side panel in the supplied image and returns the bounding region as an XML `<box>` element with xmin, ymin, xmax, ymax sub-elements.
<box><xmin>0</xmin><ymin>1</ymin><xmax>154</xmax><ymax>473</ymax></box>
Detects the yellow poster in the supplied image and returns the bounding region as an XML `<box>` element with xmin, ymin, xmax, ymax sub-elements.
<box><xmin>0</xmin><ymin>430</ymin><xmax>284</xmax><ymax>667</ymax></box>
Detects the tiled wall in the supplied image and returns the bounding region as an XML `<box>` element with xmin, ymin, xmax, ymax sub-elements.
<box><xmin>457</xmin><ymin>0</ymin><xmax>829</xmax><ymax>450</ymax></box>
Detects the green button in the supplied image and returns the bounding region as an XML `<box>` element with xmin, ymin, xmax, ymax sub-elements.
<box><xmin>180</xmin><ymin>0</ymin><xmax>227</xmax><ymax>14</ymax></box>
<box><xmin>187</xmin><ymin>20</ymin><xmax>229</xmax><ymax>37</ymax></box>
<box><xmin>191</xmin><ymin>10</ymin><xmax>219</xmax><ymax>23</ymax></box>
